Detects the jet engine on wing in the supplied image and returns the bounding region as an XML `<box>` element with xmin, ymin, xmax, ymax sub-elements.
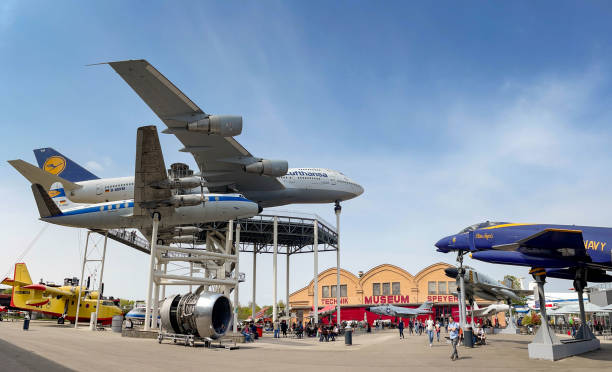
<box><xmin>169</xmin><ymin>194</ymin><xmax>204</xmax><ymax>207</ymax></box>
<box><xmin>151</xmin><ymin>176</ymin><xmax>202</xmax><ymax>190</ymax></box>
<box><xmin>187</xmin><ymin>115</ymin><xmax>243</xmax><ymax>137</ymax></box>
<box><xmin>244</xmin><ymin>159</ymin><xmax>288</xmax><ymax>177</ymax></box>
<box><xmin>160</xmin><ymin>289</ymin><xmax>232</xmax><ymax>339</ymax></box>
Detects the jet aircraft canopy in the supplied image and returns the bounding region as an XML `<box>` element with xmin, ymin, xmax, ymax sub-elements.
<box><xmin>458</xmin><ymin>221</ymin><xmax>510</xmax><ymax>234</ymax></box>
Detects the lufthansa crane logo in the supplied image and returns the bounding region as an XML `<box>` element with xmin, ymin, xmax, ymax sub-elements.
<box><xmin>43</xmin><ymin>156</ymin><xmax>66</xmax><ymax>175</ymax></box>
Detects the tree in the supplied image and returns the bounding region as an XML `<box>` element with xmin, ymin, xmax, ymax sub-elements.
<box><xmin>503</xmin><ymin>275</ymin><xmax>527</xmax><ymax>306</ymax></box>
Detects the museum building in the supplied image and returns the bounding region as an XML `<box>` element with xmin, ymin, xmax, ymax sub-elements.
<box><xmin>289</xmin><ymin>262</ymin><xmax>495</xmax><ymax>323</ymax></box>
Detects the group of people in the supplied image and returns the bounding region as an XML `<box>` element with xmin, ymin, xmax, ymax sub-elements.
<box><xmin>272</xmin><ymin>319</ymin><xmax>290</xmax><ymax>338</ymax></box>
<box><xmin>396</xmin><ymin>316</ymin><xmax>442</xmax><ymax>346</ymax></box>
<box><xmin>317</xmin><ymin>324</ymin><xmax>339</xmax><ymax>342</ymax></box>
<box><xmin>241</xmin><ymin>322</ymin><xmax>260</xmax><ymax>342</ymax></box>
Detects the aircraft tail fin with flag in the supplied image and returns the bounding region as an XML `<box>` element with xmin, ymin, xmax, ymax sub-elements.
<box><xmin>33</xmin><ymin>147</ymin><xmax>99</xmax><ymax>182</ymax></box>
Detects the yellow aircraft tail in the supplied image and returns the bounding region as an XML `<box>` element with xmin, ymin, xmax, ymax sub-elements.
<box><xmin>3</xmin><ymin>263</ymin><xmax>50</xmax><ymax>308</ymax></box>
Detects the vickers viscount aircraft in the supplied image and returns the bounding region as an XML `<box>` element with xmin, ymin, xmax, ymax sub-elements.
<box><xmin>1</xmin><ymin>263</ymin><xmax>122</xmax><ymax>324</ymax></box>
<box><xmin>444</xmin><ymin>266</ymin><xmax>531</xmax><ymax>303</ymax></box>
<box><xmin>17</xmin><ymin>126</ymin><xmax>258</xmax><ymax>236</ymax></box>
<box><xmin>366</xmin><ymin>302</ymin><xmax>433</xmax><ymax>318</ymax></box>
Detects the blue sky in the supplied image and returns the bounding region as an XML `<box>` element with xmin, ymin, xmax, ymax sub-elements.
<box><xmin>2</xmin><ymin>1</ymin><xmax>612</xmax><ymax>304</ymax></box>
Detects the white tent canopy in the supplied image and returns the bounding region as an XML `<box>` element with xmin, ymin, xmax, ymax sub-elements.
<box><xmin>547</xmin><ymin>302</ymin><xmax>612</xmax><ymax>315</ymax></box>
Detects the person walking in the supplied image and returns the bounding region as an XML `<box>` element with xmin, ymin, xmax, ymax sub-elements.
<box><xmin>426</xmin><ymin>316</ymin><xmax>435</xmax><ymax>347</ymax></box>
<box><xmin>398</xmin><ymin>319</ymin><xmax>405</xmax><ymax>339</ymax></box>
<box><xmin>448</xmin><ymin>316</ymin><xmax>459</xmax><ymax>361</ymax></box>
<box><xmin>408</xmin><ymin>319</ymin><xmax>414</xmax><ymax>335</ymax></box>
<box><xmin>274</xmin><ymin>319</ymin><xmax>280</xmax><ymax>338</ymax></box>
<box><xmin>435</xmin><ymin>320</ymin><xmax>441</xmax><ymax>342</ymax></box>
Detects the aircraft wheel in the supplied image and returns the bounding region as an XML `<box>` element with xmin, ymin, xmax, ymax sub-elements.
<box><xmin>57</xmin><ymin>317</ymin><xmax>64</xmax><ymax>324</ymax></box>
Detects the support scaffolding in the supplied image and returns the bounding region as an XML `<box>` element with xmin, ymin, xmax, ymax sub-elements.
<box><xmin>75</xmin><ymin>231</ymin><xmax>108</xmax><ymax>329</ymax></box>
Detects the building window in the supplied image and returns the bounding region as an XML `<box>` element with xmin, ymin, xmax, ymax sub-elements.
<box><xmin>341</xmin><ymin>285</ymin><xmax>347</xmax><ymax>297</ymax></box>
<box><xmin>382</xmin><ymin>282</ymin><xmax>390</xmax><ymax>295</ymax></box>
<box><xmin>392</xmin><ymin>282</ymin><xmax>400</xmax><ymax>295</ymax></box>
<box><xmin>428</xmin><ymin>281</ymin><xmax>437</xmax><ymax>295</ymax></box>
<box><xmin>373</xmin><ymin>283</ymin><xmax>380</xmax><ymax>296</ymax></box>
<box><xmin>438</xmin><ymin>281</ymin><xmax>447</xmax><ymax>294</ymax></box>
<box><xmin>322</xmin><ymin>286</ymin><xmax>330</xmax><ymax>298</ymax></box>
<box><xmin>331</xmin><ymin>286</ymin><xmax>336</xmax><ymax>297</ymax></box>
<box><xmin>448</xmin><ymin>281</ymin><xmax>457</xmax><ymax>294</ymax></box>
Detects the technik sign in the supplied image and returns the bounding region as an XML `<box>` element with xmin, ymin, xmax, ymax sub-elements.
<box><xmin>321</xmin><ymin>298</ymin><xmax>349</xmax><ymax>305</ymax></box>
<box><xmin>364</xmin><ymin>295</ymin><xmax>410</xmax><ymax>304</ymax></box>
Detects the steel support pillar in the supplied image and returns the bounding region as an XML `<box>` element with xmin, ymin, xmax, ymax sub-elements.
<box><xmin>530</xmin><ymin>271</ymin><xmax>559</xmax><ymax>345</ymax></box>
<box><xmin>144</xmin><ymin>214</ymin><xmax>160</xmax><ymax>331</ymax></box>
<box><xmin>313</xmin><ymin>219</ymin><xmax>319</xmax><ymax>324</ymax></box>
<box><xmin>74</xmin><ymin>231</ymin><xmax>91</xmax><ymax>329</ymax></box>
<box><xmin>161</xmin><ymin>263</ymin><xmax>167</xmax><ymax>301</ymax></box>
<box><xmin>233</xmin><ymin>223</ymin><xmax>240</xmax><ymax>334</ymax></box>
<box><xmin>285</xmin><ymin>250</ymin><xmax>290</xmax><ymax>318</ymax></box>
<box><xmin>252</xmin><ymin>246</ymin><xmax>257</xmax><ymax>320</ymax></box>
<box><xmin>457</xmin><ymin>252</ymin><xmax>467</xmax><ymax>329</ymax></box>
<box><xmin>574</xmin><ymin>270</ymin><xmax>594</xmax><ymax>340</ymax></box>
<box><xmin>335</xmin><ymin>202</ymin><xmax>341</xmax><ymax>325</ymax></box>
<box><xmin>273</xmin><ymin>216</ymin><xmax>278</xmax><ymax>324</ymax></box>
<box><xmin>92</xmin><ymin>232</ymin><xmax>108</xmax><ymax>329</ymax></box>
<box><xmin>152</xmin><ymin>262</ymin><xmax>160</xmax><ymax>329</ymax></box>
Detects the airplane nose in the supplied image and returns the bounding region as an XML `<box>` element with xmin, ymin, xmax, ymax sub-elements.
<box><xmin>356</xmin><ymin>184</ymin><xmax>364</xmax><ymax>196</ymax></box>
<box><xmin>444</xmin><ymin>267</ymin><xmax>458</xmax><ymax>278</ymax></box>
<box><xmin>435</xmin><ymin>236</ymin><xmax>452</xmax><ymax>252</ymax></box>
<box><xmin>435</xmin><ymin>234</ymin><xmax>470</xmax><ymax>252</ymax></box>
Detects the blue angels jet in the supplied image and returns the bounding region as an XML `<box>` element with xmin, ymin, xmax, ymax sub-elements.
<box><xmin>435</xmin><ymin>222</ymin><xmax>612</xmax><ymax>283</ymax></box>
<box><xmin>435</xmin><ymin>221</ymin><xmax>612</xmax><ymax>342</ymax></box>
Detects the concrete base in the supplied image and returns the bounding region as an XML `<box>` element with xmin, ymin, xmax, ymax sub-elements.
<box><xmin>121</xmin><ymin>329</ymin><xmax>159</xmax><ymax>339</ymax></box>
<box><xmin>528</xmin><ymin>338</ymin><xmax>600</xmax><ymax>361</ymax></box>
<box><xmin>495</xmin><ymin>326</ymin><xmax>520</xmax><ymax>335</ymax></box>
<box><xmin>223</xmin><ymin>332</ymin><xmax>245</xmax><ymax>344</ymax></box>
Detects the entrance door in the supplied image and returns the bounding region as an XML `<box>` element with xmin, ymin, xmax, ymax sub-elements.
<box><xmin>96</xmin><ymin>184</ymin><xmax>104</xmax><ymax>195</ymax></box>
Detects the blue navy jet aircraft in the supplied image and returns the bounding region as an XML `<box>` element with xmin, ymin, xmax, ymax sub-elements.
<box><xmin>435</xmin><ymin>221</ymin><xmax>612</xmax><ymax>342</ymax></box>
<box><xmin>435</xmin><ymin>222</ymin><xmax>612</xmax><ymax>282</ymax></box>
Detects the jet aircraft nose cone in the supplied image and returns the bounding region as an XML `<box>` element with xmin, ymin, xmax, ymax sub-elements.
<box><xmin>435</xmin><ymin>234</ymin><xmax>469</xmax><ymax>252</ymax></box>
<box><xmin>444</xmin><ymin>267</ymin><xmax>458</xmax><ymax>278</ymax></box>
<box><xmin>356</xmin><ymin>184</ymin><xmax>364</xmax><ymax>196</ymax></box>
<box><xmin>435</xmin><ymin>236</ymin><xmax>451</xmax><ymax>252</ymax></box>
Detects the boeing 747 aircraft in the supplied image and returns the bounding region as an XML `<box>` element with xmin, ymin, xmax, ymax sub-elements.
<box><xmin>19</xmin><ymin>127</ymin><xmax>259</xmax><ymax>234</ymax></box>
<box><xmin>11</xmin><ymin>146</ymin><xmax>362</xmax><ymax>207</ymax></box>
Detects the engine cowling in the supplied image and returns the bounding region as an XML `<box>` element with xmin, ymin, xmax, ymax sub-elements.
<box><xmin>160</xmin><ymin>290</ymin><xmax>232</xmax><ymax>339</ymax></box>
<box><xmin>187</xmin><ymin>115</ymin><xmax>242</xmax><ymax>137</ymax></box>
<box><xmin>151</xmin><ymin>176</ymin><xmax>202</xmax><ymax>190</ymax></box>
<box><xmin>169</xmin><ymin>194</ymin><xmax>204</xmax><ymax>207</ymax></box>
<box><xmin>168</xmin><ymin>235</ymin><xmax>196</xmax><ymax>243</ymax></box>
<box><xmin>174</xmin><ymin>226</ymin><xmax>203</xmax><ymax>235</ymax></box>
<box><xmin>244</xmin><ymin>159</ymin><xmax>288</xmax><ymax>177</ymax></box>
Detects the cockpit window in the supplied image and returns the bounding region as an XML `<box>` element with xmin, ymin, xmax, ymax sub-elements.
<box><xmin>458</xmin><ymin>221</ymin><xmax>510</xmax><ymax>234</ymax></box>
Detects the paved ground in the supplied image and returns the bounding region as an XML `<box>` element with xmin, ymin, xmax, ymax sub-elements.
<box><xmin>1</xmin><ymin>321</ymin><xmax>611</xmax><ymax>371</ymax></box>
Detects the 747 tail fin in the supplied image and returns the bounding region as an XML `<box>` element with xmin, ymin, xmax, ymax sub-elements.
<box><xmin>33</xmin><ymin>147</ymin><xmax>99</xmax><ymax>182</ymax></box>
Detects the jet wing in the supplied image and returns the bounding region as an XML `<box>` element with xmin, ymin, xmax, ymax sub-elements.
<box><xmin>134</xmin><ymin>126</ymin><xmax>173</xmax><ymax>216</ymax></box>
<box><xmin>492</xmin><ymin>228</ymin><xmax>589</xmax><ymax>259</ymax></box>
<box><xmin>107</xmin><ymin>59</ymin><xmax>285</xmax><ymax>193</ymax></box>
